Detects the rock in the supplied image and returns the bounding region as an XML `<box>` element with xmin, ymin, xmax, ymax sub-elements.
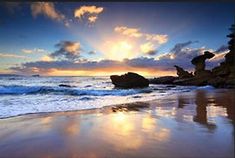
<box><xmin>173</xmin><ymin>77</ymin><xmax>208</xmax><ymax>86</ymax></box>
<box><xmin>212</xmin><ymin>62</ymin><xmax>230</xmax><ymax>77</ymax></box>
<box><xmin>191</xmin><ymin>51</ymin><xmax>215</xmax><ymax>77</ymax></box>
<box><xmin>151</xmin><ymin>24</ymin><xmax>235</xmax><ymax>88</ymax></box>
<box><xmin>59</xmin><ymin>84</ymin><xmax>73</xmax><ymax>88</ymax></box>
<box><xmin>149</xmin><ymin>76</ymin><xmax>178</xmax><ymax>84</ymax></box>
<box><xmin>211</xmin><ymin>24</ymin><xmax>235</xmax><ymax>87</ymax></box>
<box><xmin>110</xmin><ymin>72</ymin><xmax>149</xmax><ymax>88</ymax></box>
<box><xmin>32</xmin><ymin>74</ymin><xmax>40</xmax><ymax>77</ymax></box>
<box><xmin>174</xmin><ymin>65</ymin><xmax>193</xmax><ymax>79</ymax></box>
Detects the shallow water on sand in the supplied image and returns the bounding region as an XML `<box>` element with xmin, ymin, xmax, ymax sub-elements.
<box><xmin>0</xmin><ymin>89</ymin><xmax>234</xmax><ymax>158</ymax></box>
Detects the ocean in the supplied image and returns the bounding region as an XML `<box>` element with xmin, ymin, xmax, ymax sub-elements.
<box><xmin>0</xmin><ymin>76</ymin><xmax>210</xmax><ymax>119</ymax></box>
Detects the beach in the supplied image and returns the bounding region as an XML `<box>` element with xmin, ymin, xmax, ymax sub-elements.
<box><xmin>0</xmin><ymin>2</ymin><xmax>234</xmax><ymax>158</ymax></box>
<box><xmin>0</xmin><ymin>88</ymin><xmax>234</xmax><ymax>158</ymax></box>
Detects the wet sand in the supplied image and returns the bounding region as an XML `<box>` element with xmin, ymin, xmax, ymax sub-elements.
<box><xmin>0</xmin><ymin>89</ymin><xmax>234</xmax><ymax>158</ymax></box>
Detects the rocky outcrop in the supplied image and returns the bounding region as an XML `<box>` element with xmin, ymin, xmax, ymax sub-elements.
<box><xmin>110</xmin><ymin>72</ymin><xmax>149</xmax><ymax>88</ymax></box>
<box><xmin>59</xmin><ymin>84</ymin><xmax>73</xmax><ymax>88</ymax></box>
<box><xmin>149</xmin><ymin>76</ymin><xmax>178</xmax><ymax>84</ymax></box>
<box><xmin>209</xmin><ymin>24</ymin><xmax>235</xmax><ymax>87</ymax></box>
<box><xmin>191</xmin><ymin>51</ymin><xmax>215</xmax><ymax>78</ymax></box>
<box><xmin>148</xmin><ymin>24</ymin><xmax>235</xmax><ymax>88</ymax></box>
<box><xmin>174</xmin><ymin>65</ymin><xmax>193</xmax><ymax>79</ymax></box>
<box><xmin>212</xmin><ymin>25</ymin><xmax>235</xmax><ymax>79</ymax></box>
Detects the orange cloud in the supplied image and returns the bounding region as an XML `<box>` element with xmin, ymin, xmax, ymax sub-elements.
<box><xmin>41</xmin><ymin>55</ymin><xmax>53</xmax><ymax>62</ymax></box>
<box><xmin>114</xmin><ymin>26</ymin><xmax>168</xmax><ymax>44</ymax></box>
<box><xmin>74</xmin><ymin>5</ymin><xmax>104</xmax><ymax>23</ymax></box>
<box><xmin>31</xmin><ymin>2</ymin><xmax>65</xmax><ymax>21</ymax></box>
<box><xmin>114</xmin><ymin>26</ymin><xmax>143</xmax><ymax>38</ymax></box>
<box><xmin>31</xmin><ymin>2</ymin><xmax>69</xmax><ymax>26</ymax></box>
<box><xmin>145</xmin><ymin>34</ymin><xmax>168</xmax><ymax>44</ymax></box>
<box><xmin>140</xmin><ymin>42</ymin><xmax>155</xmax><ymax>55</ymax></box>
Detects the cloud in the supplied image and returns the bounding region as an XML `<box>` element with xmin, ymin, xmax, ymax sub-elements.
<box><xmin>214</xmin><ymin>45</ymin><xmax>228</xmax><ymax>54</ymax></box>
<box><xmin>157</xmin><ymin>42</ymin><xmax>229</xmax><ymax>70</ymax></box>
<box><xmin>0</xmin><ymin>53</ymin><xmax>28</xmax><ymax>59</ymax></box>
<box><xmin>10</xmin><ymin>57</ymin><xmax>178</xmax><ymax>75</ymax></box>
<box><xmin>88</xmin><ymin>50</ymin><xmax>96</xmax><ymax>55</ymax></box>
<box><xmin>140</xmin><ymin>42</ymin><xmax>156</xmax><ymax>55</ymax></box>
<box><xmin>41</xmin><ymin>55</ymin><xmax>53</xmax><ymax>62</ymax></box>
<box><xmin>88</xmin><ymin>16</ymin><xmax>98</xmax><ymax>23</ymax></box>
<box><xmin>114</xmin><ymin>26</ymin><xmax>143</xmax><ymax>38</ymax></box>
<box><xmin>114</xmin><ymin>26</ymin><xmax>168</xmax><ymax>44</ymax></box>
<box><xmin>74</xmin><ymin>5</ymin><xmax>104</xmax><ymax>24</ymax></box>
<box><xmin>31</xmin><ymin>2</ymin><xmax>69</xmax><ymax>26</ymax></box>
<box><xmin>21</xmin><ymin>48</ymin><xmax>47</xmax><ymax>54</ymax></box>
<box><xmin>208</xmin><ymin>45</ymin><xmax>229</xmax><ymax>63</ymax></box>
<box><xmin>170</xmin><ymin>41</ymin><xmax>198</xmax><ymax>54</ymax></box>
<box><xmin>145</xmin><ymin>34</ymin><xmax>168</xmax><ymax>44</ymax></box>
<box><xmin>10</xmin><ymin>40</ymin><xmax>228</xmax><ymax>76</ymax></box>
<box><xmin>50</xmin><ymin>41</ymin><xmax>81</xmax><ymax>61</ymax></box>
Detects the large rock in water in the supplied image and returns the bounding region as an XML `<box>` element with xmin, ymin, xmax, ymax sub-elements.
<box><xmin>110</xmin><ymin>72</ymin><xmax>149</xmax><ymax>88</ymax></box>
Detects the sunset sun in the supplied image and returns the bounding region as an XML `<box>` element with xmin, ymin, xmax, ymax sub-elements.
<box><xmin>103</xmin><ymin>40</ymin><xmax>134</xmax><ymax>61</ymax></box>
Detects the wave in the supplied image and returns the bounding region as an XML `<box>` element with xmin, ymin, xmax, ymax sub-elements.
<box><xmin>196</xmin><ymin>85</ymin><xmax>215</xmax><ymax>90</ymax></box>
<box><xmin>0</xmin><ymin>85</ymin><xmax>151</xmax><ymax>96</ymax></box>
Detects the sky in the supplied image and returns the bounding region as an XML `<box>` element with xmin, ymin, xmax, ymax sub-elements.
<box><xmin>0</xmin><ymin>2</ymin><xmax>234</xmax><ymax>76</ymax></box>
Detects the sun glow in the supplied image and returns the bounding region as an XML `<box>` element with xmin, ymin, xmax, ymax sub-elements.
<box><xmin>102</xmin><ymin>40</ymin><xmax>135</xmax><ymax>61</ymax></box>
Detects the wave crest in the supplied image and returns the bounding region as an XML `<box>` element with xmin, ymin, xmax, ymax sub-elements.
<box><xmin>0</xmin><ymin>85</ymin><xmax>150</xmax><ymax>96</ymax></box>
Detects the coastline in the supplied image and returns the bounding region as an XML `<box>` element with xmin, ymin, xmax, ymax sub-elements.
<box><xmin>0</xmin><ymin>85</ymin><xmax>223</xmax><ymax>120</ymax></box>
<box><xmin>0</xmin><ymin>88</ymin><xmax>234</xmax><ymax>158</ymax></box>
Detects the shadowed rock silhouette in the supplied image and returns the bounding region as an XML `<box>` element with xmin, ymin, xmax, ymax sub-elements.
<box><xmin>191</xmin><ymin>51</ymin><xmax>215</xmax><ymax>77</ymax></box>
<box><xmin>110</xmin><ymin>72</ymin><xmax>149</xmax><ymax>88</ymax></box>
<box><xmin>174</xmin><ymin>65</ymin><xmax>193</xmax><ymax>79</ymax></box>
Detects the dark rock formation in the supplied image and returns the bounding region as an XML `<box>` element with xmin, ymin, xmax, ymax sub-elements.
<box><xmin>173</xmin><ymin>77</ymin><xmax>208</xmax><ymax>86</ymax></box>
<box><xmin>212</xmin><ymin>24</ymin><xmax>235</xmax><ymax>79</ymax></box>
<box><xmin>149</xmin><ymin>76</ymin><xmax>178</xmax><ymax>84</ymax></box>
<box><xmin>32</xmin><ymin>74</ymin><xmax>40</xmax><ymax>77</ymax></box>
<box><xmin>110</xmin><ymin>72</ymin><xmax>149</xmax><ymax>88</ymax></box>
<box><xmin>209</xmin><ymin>24</ymin><xmax>235</xmax><ymax>88</ymax></box>
<box><xmin>149</xmin><ymin>23</ymin><xmax>235</xmax><ymax>88</ymax></box>
<box><xmin>191</xmin><ymin>51</ymin><xmax>215</xmax><ymax>77</ymax></box>
<box><xmin>59</xmin><ymin>84</ymin><xmax>73</xmax><ymax>88</ymax></box>
<box><xmin>174</xmin><ymin>65</ymin><xmax>193</xmax><ymax>79</ymax></box>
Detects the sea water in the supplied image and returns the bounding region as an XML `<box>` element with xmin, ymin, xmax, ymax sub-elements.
<box><xmin>0</xmin><ymin>76</ymin><xmax>205</xmax><ymax>118</ymax></box>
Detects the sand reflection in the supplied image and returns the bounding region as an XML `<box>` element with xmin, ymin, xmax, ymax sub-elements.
<box><xmin>56</xmin><ymin>117</ymin><xmax>80</xmax><ymax>136</ymax></box>
<box><xmin>101</xmin><ymin>112</ymin><xmax>143</xmax><ymax>150</ymax></box>
<box><xmin>0</xmin><ymin>89</ymin><xmax>234</xmax><ymax>158</ymax></box>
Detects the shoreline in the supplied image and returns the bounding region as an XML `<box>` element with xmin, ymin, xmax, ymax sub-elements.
<box><xmin>0</xmin><ymin>88</ymin><xmax>234</xmax><ymax>158</ymax></box>
<box><xmin>0</xmin><ymin>86</ymin><xmax>233</xmax><ymax>120</ymax></box>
